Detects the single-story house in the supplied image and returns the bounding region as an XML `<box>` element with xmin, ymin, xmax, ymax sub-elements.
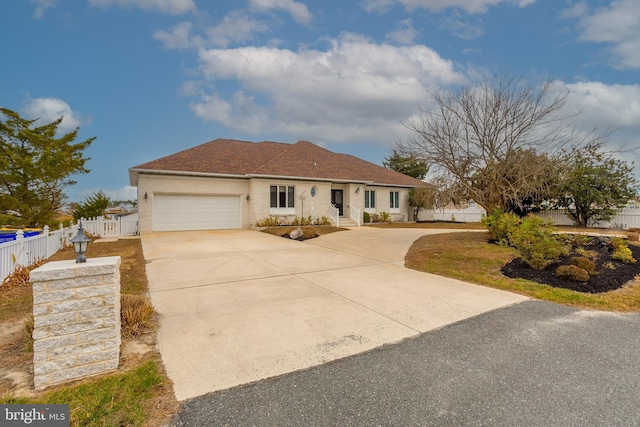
<box><xmin>128</xmin><ymin>138</ymin><xmax>425</xmax><ymax>232</ymax></box>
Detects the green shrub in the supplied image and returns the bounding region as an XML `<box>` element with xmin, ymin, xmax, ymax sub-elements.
<box><xmin>570</xmin><ymin>256</ymin><xmax>596</xmax><ymax>275</ymax></box>
<box><xmin>575</xmin><ymin>247</ymin><xmax>597</xmax><ymax>261</ymax></box>
<box><xmin>613</xmin><ymin>245</ymin><xmax>636</xmax><ymax>264</ymax></box>
<box><xmin>481</xmin><ymin>209</ymin><xmax>520</xmax><ymax>246</ymax></box>
<box><xmin>555</xmin><ymin>264</ymin><xmax>590</xmax><ymax>282</ymax></box>
<box><xmin>256</xmin><ymin>216</ymin><xmax>280</xmax><ymax>227</ymax></box>
<box><xmin>509</xmin><ymin>215</ymin><xmax>568</xmax><ymax>269</ymax></box>
<box><xmin>609</xmin><ymin>237</ymin><xmax>636</xmax><ymax>263</ymax></box>
<box><xmin>562</xmin><ymin>233</ymin><xmax>592</xmax><ymax>246</ymax></box>
<box><xmin>379</xmin><ymin>212</ymin><xmax>391</xmax><ymax>223</ymax></box>
<box><xmin>363</xmin><ymin>212</ymin><xmax>371</xmax><ymax>224</ymax></box>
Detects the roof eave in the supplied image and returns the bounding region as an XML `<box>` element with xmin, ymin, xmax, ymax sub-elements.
<box><xmin>128</xmin><ymin>168</ymin><xmax>249</xmax><ymax>184</ymax></box>
<box><xmin>128</xmin><ymin>168</ymin><xmax>422</xmax><ymax>188</ymax></box>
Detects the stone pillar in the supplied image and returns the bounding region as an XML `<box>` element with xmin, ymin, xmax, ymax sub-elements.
<box><xmin>30</xmin><ymin>256</ymin><xmax>121</xmax><ymax>390</ymax></box>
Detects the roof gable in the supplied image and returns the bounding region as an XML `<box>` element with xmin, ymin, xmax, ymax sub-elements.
<box><xmin>130</xmin><ymin>138</ymin><xmax>424</xmax><ymax>187</ymax></box>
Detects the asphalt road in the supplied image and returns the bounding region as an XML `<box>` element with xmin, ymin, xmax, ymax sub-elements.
<box><xmin>171</xmin><ymin>301</ymin><xmax>640</xmax><ymax>426</ymax></box>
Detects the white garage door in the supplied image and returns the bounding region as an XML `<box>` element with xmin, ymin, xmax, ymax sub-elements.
<box><xmin>153</xmin><ymin>194</ymin><xmax>241</xmax><ymax>231</ymax></box>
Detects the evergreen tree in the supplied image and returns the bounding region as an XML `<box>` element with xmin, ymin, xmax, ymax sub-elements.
<box><xmin>73</xmin><ymin>191</ymin><xmax>111</xmax><ymax>220</ymax></box>
<box><xmin>0</xmin><ymin>108</ymin><xmax>94</xmax><ymax>226</ymax></box>
<box><xmin>383</xmin><ymin>150</ymin><xmax>429</xmax><ymax>180</ymax></box>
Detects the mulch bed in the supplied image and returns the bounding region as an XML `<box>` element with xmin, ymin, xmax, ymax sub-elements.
<box><xmin>501</xmin><ymin>237</ymin><xmax>640</xmax><ymax>293</ymax></box>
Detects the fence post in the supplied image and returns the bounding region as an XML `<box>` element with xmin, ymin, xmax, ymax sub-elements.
<box><xmin>15</xmin><ymin>230</ymin><xmax>26</xmax><ymax>267</ymax></box>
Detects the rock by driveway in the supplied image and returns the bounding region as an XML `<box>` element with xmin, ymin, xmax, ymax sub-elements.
<box><xmin>142</xmin><ymin>227</ymin><xmax>527</xmax><ymax>401</ymax></box>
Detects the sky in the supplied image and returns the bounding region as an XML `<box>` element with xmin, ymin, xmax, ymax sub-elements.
<box><xmin>1</xmin><ymin>0</ymin><xmax>639</xmax><ymax>203</ymax></box>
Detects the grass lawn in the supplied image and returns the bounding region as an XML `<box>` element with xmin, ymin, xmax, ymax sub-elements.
<box><xmin>0</xmin><ymin>238</ymin><xmax>178</xmax><ymax>427</ymax></box>
<box><xmin>402</xmin><ymin>228</ymin><xmax>640</xmax><ymax>312</ymax></box>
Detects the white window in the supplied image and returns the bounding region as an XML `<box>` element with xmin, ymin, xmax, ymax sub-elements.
<box><xmin>270</xmin><ymin>185</ymin><xmax>295</xmax><ymax>208</ymax></box>
<box><xmin>390</xmin><ymin>191</ymin><xmax>399</xmax><ymax>209</ymax></box>
<box><xmin>365</xmin><ymin>190</ymin><xmax>376</xmax><ymax>209</ymax></box>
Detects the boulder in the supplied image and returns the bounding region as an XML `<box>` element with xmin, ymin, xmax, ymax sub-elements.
<box><xmin>289</xmin><ymin>227</ymin><xmax>304</xmax><ymax>240</ymax></box>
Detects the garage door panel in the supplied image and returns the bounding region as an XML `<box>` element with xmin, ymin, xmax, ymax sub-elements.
<box><xmin>154</xmin><ymin>194</ymin><xmax>241</xmax><ymax>231</ymax></box>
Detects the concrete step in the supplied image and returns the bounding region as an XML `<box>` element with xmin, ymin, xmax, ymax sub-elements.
<box><xmin>337</xmin><ymin>217</ymin><xmax>358</xmax><ymax>227</ymax></box>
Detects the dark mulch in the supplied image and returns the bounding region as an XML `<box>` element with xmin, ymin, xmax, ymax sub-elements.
<box><xmin>501</xmin><ymin>237</ymin><xmax>640</xmax><ymax>293</ymax></box>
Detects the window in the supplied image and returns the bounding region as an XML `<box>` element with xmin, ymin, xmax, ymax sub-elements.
<box><xmin>390</xmin><ymin>191</ymin><xmax>399</xmax><ymax>209</ymax></box>
<box><xmin>270</xmin><ymin>185</ymin><xmax>295</xmax><ymax>208</ymax></box>
<box><xmin>310</xmin><ymin>186</ymin><xmax>317</xmax><ymax>198</ymax></box>
<box><xmin>365</xmin><ymin>190</ymin><xmax>376</xmax><ymax>209</ymax></box>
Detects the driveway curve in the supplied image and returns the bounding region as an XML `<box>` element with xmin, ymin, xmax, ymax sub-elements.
<box><xmin>142</xmin><ymin>227</ymin><xmax>527</xmax><ymax>401</ymax></box>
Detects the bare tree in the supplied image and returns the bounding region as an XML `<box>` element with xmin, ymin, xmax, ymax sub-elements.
<box><xmin>398</xmin><ymin>74</ymin><xmax>572</xmax><ymax>213</ymax></box>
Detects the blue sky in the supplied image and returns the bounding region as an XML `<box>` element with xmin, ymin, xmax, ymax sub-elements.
<box><xmin>1</xmin><ymin>0</ymin><xmax>639</xmax><ymax>202</ymax></box>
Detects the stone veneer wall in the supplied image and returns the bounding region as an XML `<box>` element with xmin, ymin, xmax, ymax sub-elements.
<box><xmin>30</xmin><ymin>256</ymin><xmax>121</xmax><ymax>390</ymax></box>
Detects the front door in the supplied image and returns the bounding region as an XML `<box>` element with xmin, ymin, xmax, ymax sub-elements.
<box><xmin>331</xmin><ymin>189</ymin><xmax>344</xmax><ymax>216</ymax></box>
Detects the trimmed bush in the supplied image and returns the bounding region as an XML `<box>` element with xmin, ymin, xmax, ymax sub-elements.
<box><xmin>610</xmin><ymin>237</ymin><xmax>637</xmax><ymax>264</ymax></box>
<box><xmin>627</xmin><ymin>232</ymin><xmax>639</xmax><ymax>242</ymax></box>
<box><xmin>481</xmin><ymin>209</ymin><xmax>520</xmax><ymax>246</ymax></box>
<box><xmin>555</xmin><ymin>265</ymin><xmax>590</xmax><ymax>282</ymax></box>
<box><xmin>363</xmin><ymin>212</ymin><xmax>371</xmax><ymax>224</ymax></box>
<box><xmin>509</xmin><ymin>215</ymin><xmax>568</xmax><ymax>269</ymax></box>
<box><xmin>575</xmin><ymin>247</ymin><xmax>597</xmax><ymax>261</ymax></box>
<box><xmin>570</xmin><ymin>256</ymin><xmax>596</xmax><ymax>275</ymax></box>
<box><xmin>613</xmin><ymin>245</ymin><xmax>636</xmax><ymax>264</ymax></box>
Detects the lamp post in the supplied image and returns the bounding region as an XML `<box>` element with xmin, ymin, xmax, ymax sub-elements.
<box><xmin>71</xmin><ymin>221</ymin><xmax>91</xmax><ymax>263</ymax></box>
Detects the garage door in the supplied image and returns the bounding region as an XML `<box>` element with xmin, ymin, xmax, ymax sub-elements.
<box><xmin>153</xmin><ymin>194</ymin><xmax>241</xmax><ymax>231</ymax></box>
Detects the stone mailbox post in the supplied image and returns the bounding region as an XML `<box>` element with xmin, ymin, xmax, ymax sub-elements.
<box><xmin>30</xmin><ymin>256</ymin><xmax>121</xmax><ymax>390</ymax></box>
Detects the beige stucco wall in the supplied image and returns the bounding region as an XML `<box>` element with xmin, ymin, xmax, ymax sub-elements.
<box><xmin>249</xmin><ymin>178</ymin><xmax>333</xmax><ymax>226</ymax></box>
<box><xmin>136</xmin><ymin>173</ymin><xmax>413</xmax><ymax>230</ymax></box>
<box><xmin>362</xmin><ymin>185</ymin><xmax>411</xmax><ymax>222</ymax></box>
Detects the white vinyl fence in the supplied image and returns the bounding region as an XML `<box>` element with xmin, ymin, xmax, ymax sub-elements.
<box><xmin>431</xmin><ymin>205</ymin><xmax>487</xmax><ymax>223</ymax></box>
<box><xmin>0</xmin><ymin>214</ymin><xmax>139</xmax><ymax>284</ymax></box>
<box><xmin>418</xmin><ymin>206</ymin><xmax>640</xmax><ymax>229</ymax></box>
<box><xmin>535</xmin><ymin>208</ymin><xmax>640</xmax><ymax>229</ymax></box>
<box><xmin>79</xmin><ymin>214</ymin><xmax>139</xmax><ymax>238</ymax></box>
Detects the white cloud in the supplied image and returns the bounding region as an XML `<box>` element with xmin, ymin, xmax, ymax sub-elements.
<box><xmin>551</xmin><ymin>80</ymin><xmax>640</xmax><ymax>169</ymax></box>
<box><xmin>205</xmin><ymin>11</ymin><xmax>270</xmax><ymax>48</ymax></box>
<box><xmin>31</xmin><ymin>0</ymin><xmax>56</xmax><ymax>19</ymax></box>
<box><xmin>154</xmin><ymin>12</ymin><xmax>269</xmax><ymax>50</ymax></box>
<box><xmin>361</xmin><ymin>0</ymin><xmax>396</xmax><ymax>14</ymax></box>
<box><xmin>87</xmin><ymin>0</ymin><xmax>196</xmax><ymax>15</ymax></box>
<box><xmin>190</xmin><ymin>34</ymin><xmax>465</xmax><ymax>145</ymax></box>
<box><xmin>154</xmin><ymin>21</ymin><xmax>196</xmax><ymax>49</ymax></box>
<box><xmin>568</xmin><ymin>0</ymin><xmax>640</xmax><ymax>69</ymax></box>
<box><xmin>386</xmin><ymin>19</ymin><xmax>419</xmax><ymax>45</ymax></box>
<box><xmin>248</xmin><ymin>0</ymin><xmax>313</xmax><ymax>25</ymax></box>
<box><xmin>367</xmin><ymin>0</ymin><xmax>535</xmax><ymax>14</ymax></box>
<box><xmin>438</xmin><ymin>14</ymin><xmax>484</xmax><ymax>39</ymax></box>
<box><xmin>560</xmin><ymin>81</ymin><xmax>640</xmax><ymax>129</ymax></box>
<box><xmin>23</xmin><ymin>97</ymin><xmax>85</xmax><ymax>134</ymax></box>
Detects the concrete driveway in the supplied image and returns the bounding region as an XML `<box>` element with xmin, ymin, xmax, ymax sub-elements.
<box><xmin>142</xmin><ymin>227</ymin><xmax>527</xmax><ymax>401</ymax></box>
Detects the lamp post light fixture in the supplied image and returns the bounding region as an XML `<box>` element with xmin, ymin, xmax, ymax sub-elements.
<box><xmin>71</xmin><ymin>221</ymin><xmax>91</xmax><ymax>263</ymax></box>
